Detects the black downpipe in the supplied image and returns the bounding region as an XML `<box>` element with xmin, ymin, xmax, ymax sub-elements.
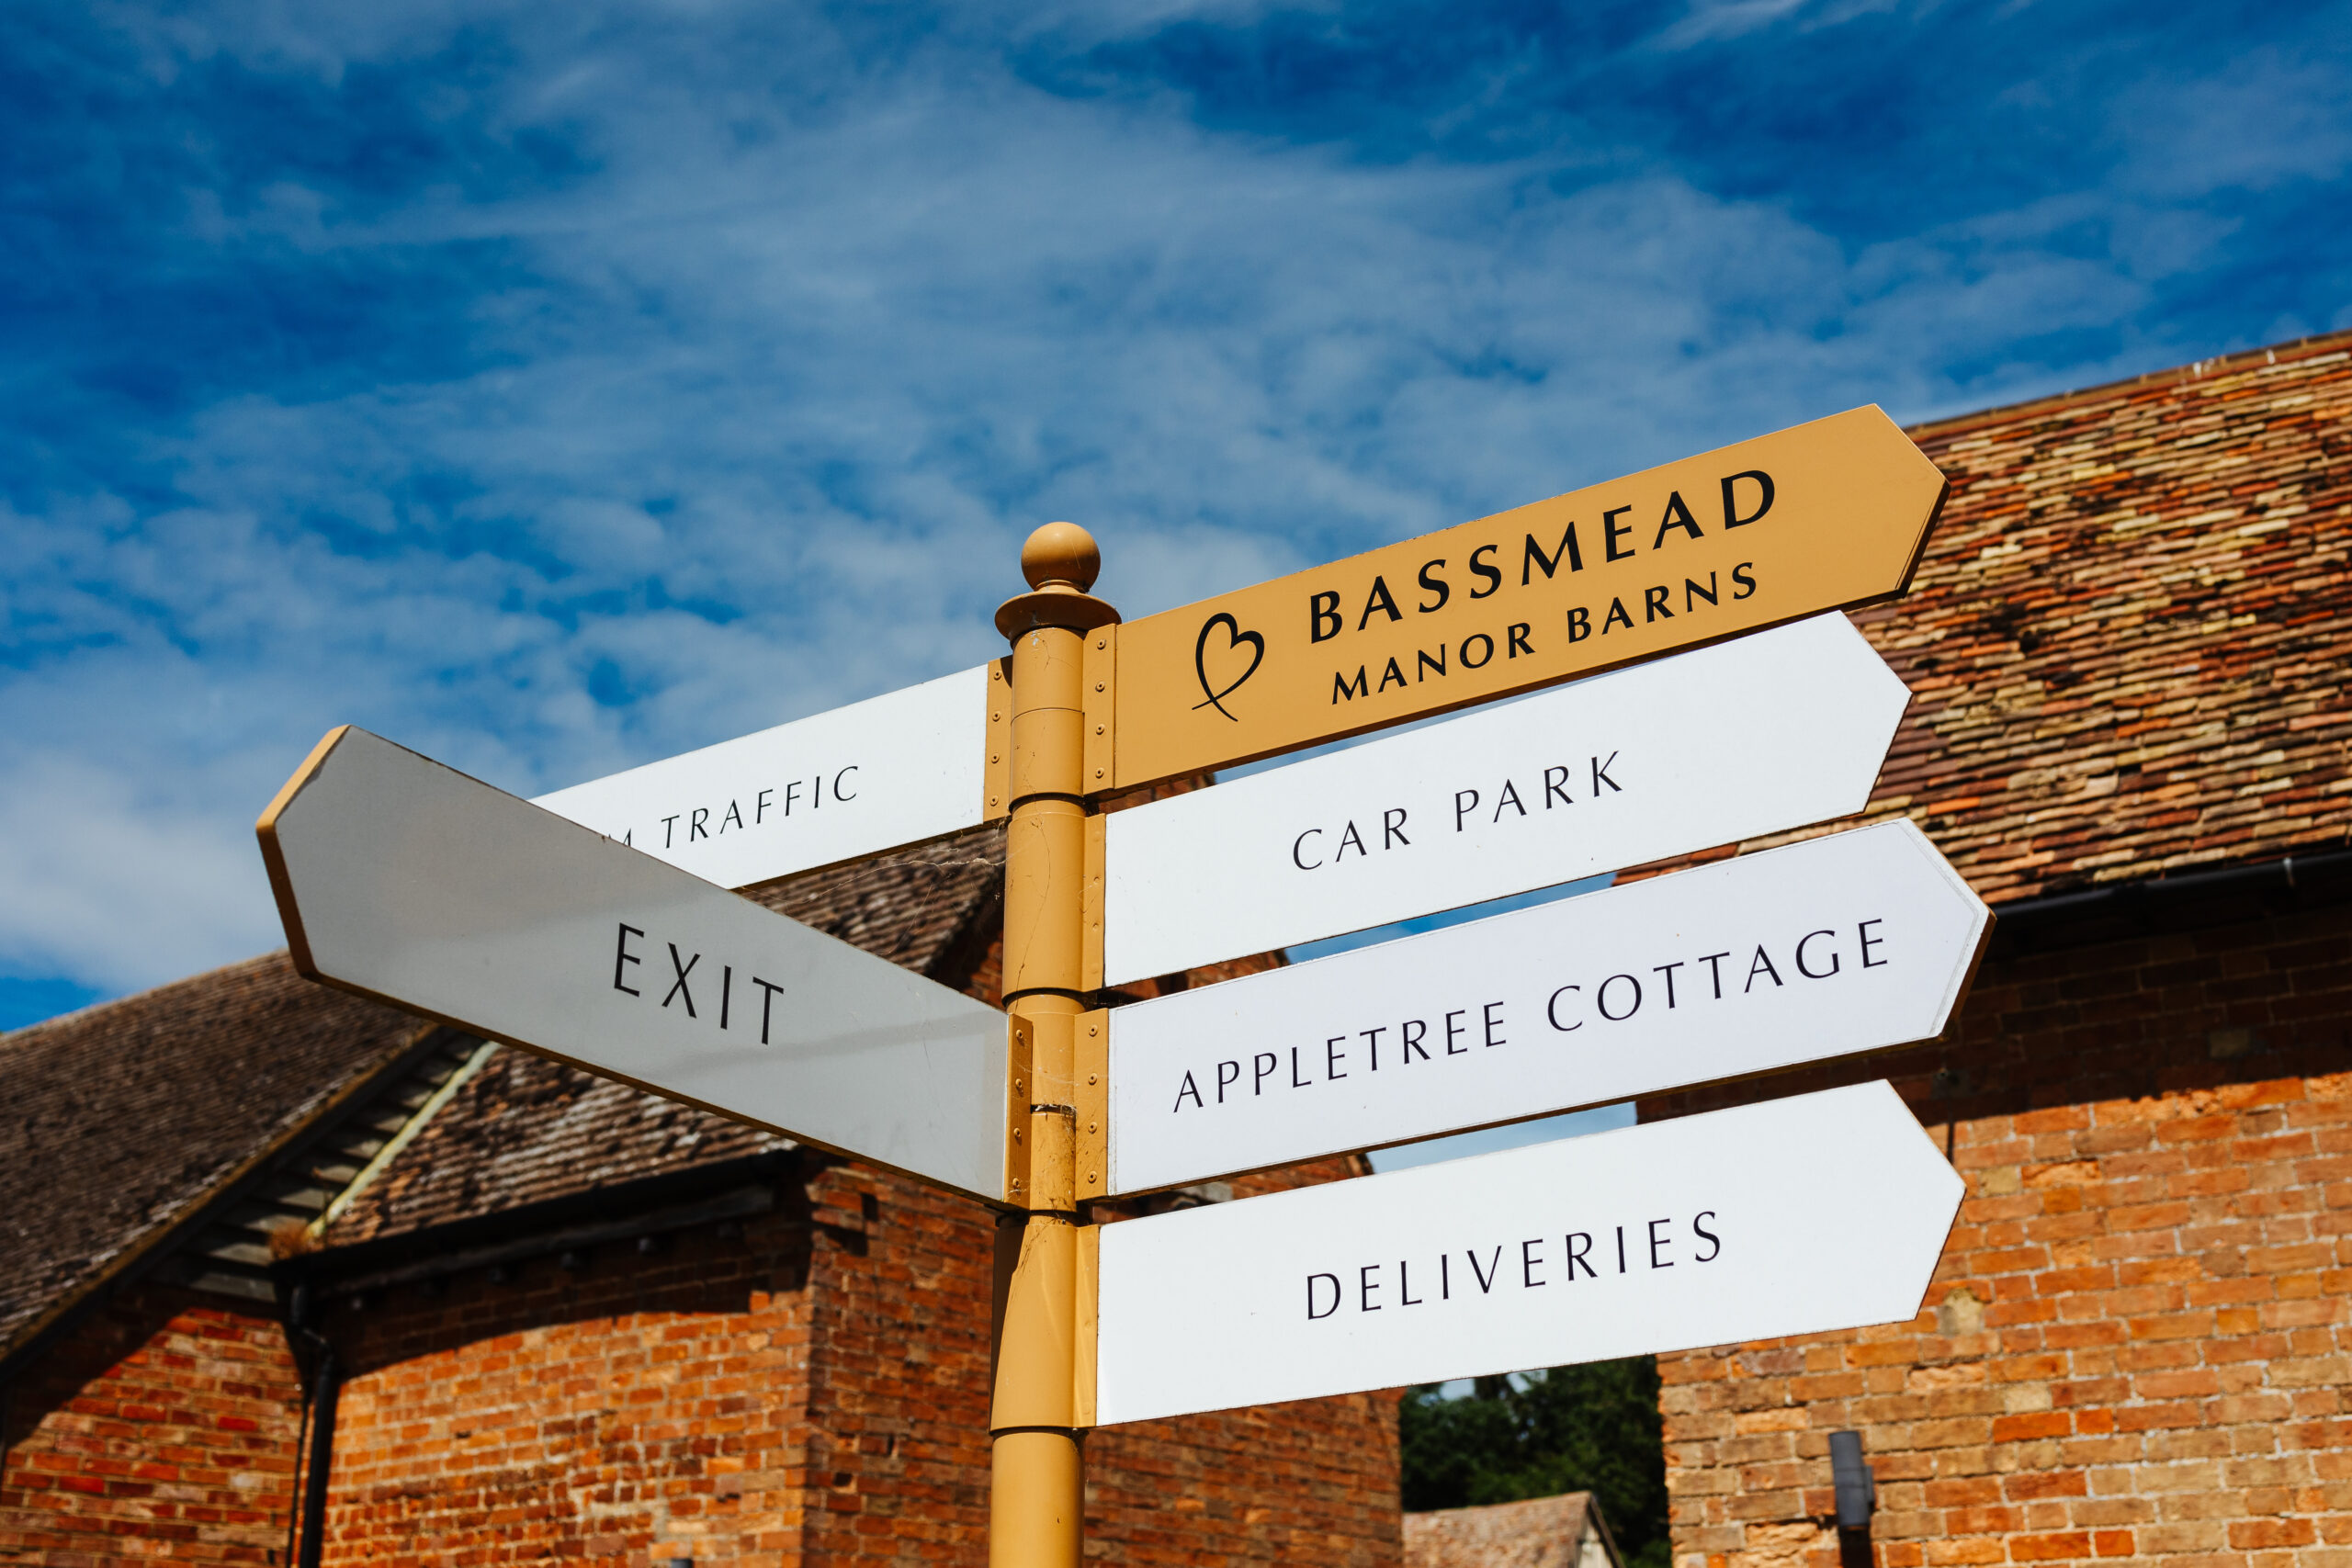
<box><xmin>284</xmin><ymin>1280</ymin><xmax>341</xmax><ymax>1568</ymax></box>
<box><xmin>298</xmin><ymin>1347</ymin><xmax>340</xmax><ymax>1568</ymax></box>
<box><xmin>1829</xmin><ymin>1429</ymin><xmax>1876</xmax><ymax>1568</ymax></box>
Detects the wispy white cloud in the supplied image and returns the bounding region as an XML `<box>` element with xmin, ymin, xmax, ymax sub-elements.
<box><xmin>2118</xmin><ymin>49</ymin><xmax>2352</xmax><ymax>197</ymax></box>
<box><xmin>2</xmin><ymin>0</ymin><xmax>2346</xmax><ymax>1005</ymax></box>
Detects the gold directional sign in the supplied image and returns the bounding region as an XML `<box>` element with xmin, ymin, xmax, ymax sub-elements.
<box><xmin>1103</xmin><ymin>405</ymin><xmax>1948</xmax><ymax>790</ymax></box>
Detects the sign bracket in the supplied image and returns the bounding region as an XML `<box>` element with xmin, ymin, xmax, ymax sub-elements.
<box><xmin>1002</xmin><ymin>1016</ymin><xmax>1035</xmax><ymax>1201</ymax></box>
<box><xmin>1084</xmin><ymin>626</ymin><xmax>1116</xmax><ymax>797</ymax></box>
<box><xmin>986</xmin><ymin>657</ymin><xmax>1013</xmax><ymax>818</ymax></box>
<box><xmin>1075</xmin><ymin>1010</ymin><xmax>1109</xmax><ymax>1201</ymax></box>
<box><xmin>1081</xmin><ymin>816</ymin><xmax>1106</xmax><ymax>993</ymax></box>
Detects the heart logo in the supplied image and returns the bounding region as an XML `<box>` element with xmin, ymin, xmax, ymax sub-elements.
<box><xmin>1193</xmin><ymin>612</ymin><xmax>1264</xmax><ymax>722</ymax></box>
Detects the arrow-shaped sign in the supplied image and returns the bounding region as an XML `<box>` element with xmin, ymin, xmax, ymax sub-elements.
<box><xmin>257</xmin><ymin>727</ymin><xmax>1011</xmax><ymax>1203</ymax></box>
<box><xmin>1102</xmin><ymin>614</ymin><xmax>1910</xmax><ymax>985</ymax></box>
<box><xmin>1091</xmin><ymin>1081</ymin><xmax>1962</xmax><ymax>1427</ymax></box>
<box><xmin>1104</xmin><ymin>818</ymin><xmax>1986</xmax><ymax>1197</ymax></box>
<box><xmin>535</xmin><ymin>664</ymin><xmax>992</xmax><ymax>889</ymax></box>
<box><xmin>1104</xmin><ymin>405</ymin><xmax>1948</xmax><ymax>790</ymax></box>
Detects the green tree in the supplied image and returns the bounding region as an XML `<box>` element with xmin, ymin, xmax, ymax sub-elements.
<box><xmin>1400</xmin><ymin>1357</ymin><xmax>1670</xmax><ymax>1568</ymax></box>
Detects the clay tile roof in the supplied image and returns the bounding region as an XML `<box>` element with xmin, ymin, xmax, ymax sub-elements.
<box><xmin>742</xmin><ymin>821</ymin><xmax>1004</xmax><ymax>976</ymax></box>
<box><xmin>1403</xmin><ymin>1493</ymin><xmax>1618</xmax><ymax>1568</ymax></box>
<box><xmin>1691</xmin><ymin>333</ymin><xmax>2352</xmax><ymax>901</ymax></box>
<box><xmin>322</xmin><ymin>822</ymin><xmax>1005</xmax><ymax>1244</ymax></box>
<box><xmin>0</xmin><ymin>953</ymin><xmax>422</xmax><ymax>1356</ymax></box>
<box><xmin>314</xmin><ymin>1045</ymin><xmax>786</xmax><ymax>1245</ymax></box>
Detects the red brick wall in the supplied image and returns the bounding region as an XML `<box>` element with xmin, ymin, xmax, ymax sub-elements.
<box><xmin>789</xmin><ymin>1150</ymin><xmax>1400</xmax><ymax>1568</ymax></box>
<box><xmin>1645</xmin><ymin>901</ymin><xmax>2352</xmax><ymax>1568</ymax></box>
<box><xmin>1085</xmin><ymin>1394</ymin><xmax>1402</xmax><ymax>1568</ymax></box>
<box><xmin>779</xmin><ymin>862</ymin><xmax>1396</xmax><ymax>1563</ymax></box>
<box><xmin>1080</xmin><ymin>1159</ymin><xmax>1401</xmax><ymax>1568</ymax></box>
<box><xmin>1</xmin><ymin>1283</ymin><xmax>302</xmax><ymax>1564</ymax></box>
<box><xmin>795</xmin><ymin>1160</ymin><xmax>991</xmax><ymax>1565</ymax></box>
<box><xmin>320</xmin><ymin>1202</ymin><xmax>820</xmax><ymax>1565</ymax></box>
<box><xmin>4</xmin><ymin>837</ymin><xmax>1396</xmax><ymax>1568</ymax></box>
<box><xmin>311</xmin><ymin>1152</ymin><xmax>1399</xmax><ymax>1567</ymax></box>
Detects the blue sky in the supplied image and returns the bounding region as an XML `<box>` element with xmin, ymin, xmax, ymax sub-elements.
<box><xmin>3</xmin><ymin>0</ymin><xmax>2348</xmax><ymax>1029</ymax></box>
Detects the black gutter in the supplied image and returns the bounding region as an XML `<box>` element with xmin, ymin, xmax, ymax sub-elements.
<box><xmin>1984</xmin><ymin>841</ymin><xmax>2352</xmax><ymax>956</ymax></box>
<box><xmin>271</xmin><ymin>1148</ymin><xmax>804</xmax><ymax>1300</ymax></box>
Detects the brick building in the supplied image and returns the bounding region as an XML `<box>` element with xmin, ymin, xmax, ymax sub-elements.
<box><xmin>0</xmin><ymin>809</ymin><xmax>1400</xmax><ymax>1565</ymax></box>
<box><xmin>1403</xmin><ymin>1493</ymin><xmax>1622</xmax><ymax>1568</ymax></box>
<box><xmin>6</xmin><ymin>329</ymin><xmax>2351</xmax><ymax>1568</ymax></box>
<box><xmin>1645</xmin><ymin>334</ymin><xmax>2352</xmax><ymax>1568</ymax></box>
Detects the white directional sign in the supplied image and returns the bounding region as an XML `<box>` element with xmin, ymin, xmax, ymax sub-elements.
<box><xmin>535</xmin><ymin>664</ymin><xmax>989</xmax><ymax>889</ymax></box>
<box><xmin>1102</xmin><ymin>615</ymin><xmax>1908</xmax><ymax>985</ymax></box>
<box><xmin>1106</xmin><ymin>818</ymin><xmax>1986</xmax><ymax>1196</ymax></box>
<box><xmin>1092</xmin><ymin>1080</ymin><xmax>1962</xmax><ymax>1427</ymax></box>
<box><xmin>259</xmin><ymin>726</ymin><xmax>1010</xmax><ymax>1202</ymax></box>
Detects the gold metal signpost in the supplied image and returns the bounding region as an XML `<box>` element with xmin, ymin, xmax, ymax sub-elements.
<box><xmin>989</xmin><ymin>523</ymin><xmax>1116</xmax><ymax>1568</ymax></box>
<box><xmin>1102</xmin><ymin>404</ymin><xmax>1949</xmax><ymax>790</ymax></box>
<box><xmin>252</xmin><ymin>408</ymin><xmax>1954</xmax><ymax>1568</ymax></box>
<box><xmin>978</xmin><ymin>409</ymin><xmax>1947</xmax><ymax>1557</ymax></box>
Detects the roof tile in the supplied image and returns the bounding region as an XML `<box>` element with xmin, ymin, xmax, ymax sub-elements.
<box><xmin>1691</xmin><ymin>333</ymin><xmax>2352</xmax><ymax>900</ymax></box>
<box><xmin>0</xmin><ymin>954</ymin><xmax>421</xmax><ymax>1352</ymax></box>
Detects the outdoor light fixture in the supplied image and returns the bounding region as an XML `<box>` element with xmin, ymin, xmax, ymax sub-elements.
<box><xmin>1829</xmin><ymin>1429</ymin><xmax>1876</xmax><ymax>1529</ymax></box>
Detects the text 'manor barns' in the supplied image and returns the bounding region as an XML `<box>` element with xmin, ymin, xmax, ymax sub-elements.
<box><xmin>1102</xmin><ymin>406</ymin><xmax>1949</xmax><ymax>790</ymax></box>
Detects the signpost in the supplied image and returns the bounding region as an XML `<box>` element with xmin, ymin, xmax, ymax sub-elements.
<box><xmin>1102</xmin><ymin>405</ymin><xmax>1948</xmax><ymax>790</ymax></box>
<box><xmin>257</xmin><ymin>725</ymin><xmax>1012</xmax><ymax>1201</ymax></box>
<box><xmin>1102</xmin><ymin>613</ymin><xmax>1911</xmax><ymax>984</ymax></box>
<box><xmin>259</xmin><ymin>408</ymin><xmax>1971</xmax><ymax>1568</ymax></box>
<box><xmin>1103</xmin><ymin>818</ymin><xmax>1988</xmax><ymax>1196</ymax></box>
<box><xmin>1091</xmin><ymin>1081</ymin><xmax>1964</xmax><ymax>1427</ymax></box>
<box><xmin>535</xmin><ymin>663</ymin><xmax>992</xmax><ymax>888</ymax></box>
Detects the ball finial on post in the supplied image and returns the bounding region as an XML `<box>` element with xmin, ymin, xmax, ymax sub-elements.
<box><xmin>1021</xmin><ymin>523</ymin><xmax>1101</xmax><ymax>592</ymax></box>
<box><xmin>998</xmin><ymin>521</ymin><xmax>1116</xmax><ymax>640</ymax></box>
